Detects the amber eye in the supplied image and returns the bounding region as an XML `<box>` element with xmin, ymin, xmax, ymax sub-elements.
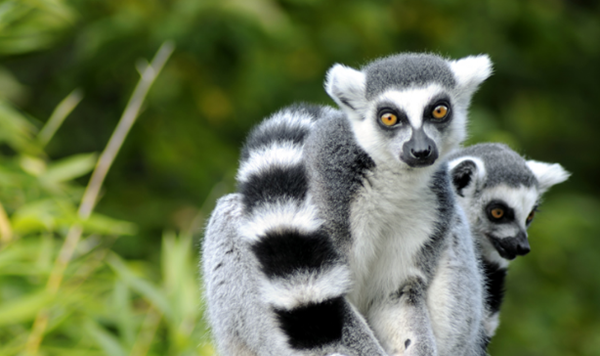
<box><xmin>526</xmin><ymin>210</ymin><xmax>535</xmax><ymax>223</ymax></box>
<box><xmin>380</xmin><ymin>113</ymin><xmax>398</xmax><ymax>126</ymax></box>
<box><xmin>432</xmin><ymin>105</ymin><xmax>448</xmax><ymax>120</ymax></box>
<box><xmin>490</xmin><ymin>208</ymin><xmax>504</xmax><ymax>219</ymax></box>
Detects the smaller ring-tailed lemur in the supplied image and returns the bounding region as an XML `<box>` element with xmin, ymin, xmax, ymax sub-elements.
<box><xmin>203</xmin><ymin>53</ymin><xmax>493</xmax><ymax>356</ymax></box>
<box><xmin>447</xmin><ymin>143</ymin><xmax>569</xmax><ymax>338</ymax></box>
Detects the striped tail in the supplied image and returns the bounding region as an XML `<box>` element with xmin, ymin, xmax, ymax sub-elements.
<box><xmin>236</xmin><ymin>104</ymin><xmax>353</xmax><ymax>349</ymax></box>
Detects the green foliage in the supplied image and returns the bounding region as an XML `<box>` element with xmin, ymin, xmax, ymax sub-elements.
<box><xmin>0</xmin><ymin>28</ymin><xmax>212</xmax><ymax>355</ymax></box>
<box><xmin>0</xmin><ymin>0</ymin><xmax>599</xmax><ymax>355</ymax></box>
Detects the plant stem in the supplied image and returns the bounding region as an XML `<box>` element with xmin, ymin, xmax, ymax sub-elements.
<box><xmin>37</xmin><ymin>88</ymin><xmax>84</xmax><ymax>147</ymax></box>
<box><xmin>25</xmin><ymin>41</ymin><xmax>175</xmax><ymax>355</ymax></box>
<box><xmin>129</xmin><ymin>306</ymin><xmax>162</xmax><ymax>356</ymax></box>
<box><xmin>0</xmin><ymin>201</ymin><xmax>13</xmax><ymax>246</ymax></box>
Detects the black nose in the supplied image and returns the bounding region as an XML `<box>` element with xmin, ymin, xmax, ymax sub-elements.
<box><xmin>411</xmin><ymin>146</ymin><xmax>432</xmax><ymax>159</ymax></box>
<box><xmin>490</xmin><ymin>231</ymin><xmax>530</xmax><ymax>260</ymax></box>
<box><xmin>401</xmin><ymin>128</ymin><xmax>438</xmax><ymax>167</ymax></box>
<box><xmin>516</xmin><ymin>238</ymin><xmax>530</xmax><ymax>256</ymax></box>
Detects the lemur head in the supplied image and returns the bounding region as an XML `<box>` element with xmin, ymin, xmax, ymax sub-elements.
<box><xmin>448</xmin><ymin>143</ymin><xmax>570</xmax><ymax>264</ymax></box>
<box><xmin>325</xmin><ymin>53</ymin><xmax>492</xmax><ymax>169</ymax></box>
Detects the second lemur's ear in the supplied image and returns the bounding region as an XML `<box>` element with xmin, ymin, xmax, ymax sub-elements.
<box><xmin>449</xmin><ymin>55</ymin><xmax>493</xmax><ymax>98</ymax></box>
<box><xmin>448</xmin><ymin>156</ymin><xmax>487</xmax><ymax>197</ymax></box>
<box><xmin>526</xmin><ymin>160</ymin><xmax>570</xmax><ymax>194</ymax></box>
<box><xmin>325</xmin><ymin>64</ymin><xmax>366</xmax><ymax>116</ymax></box>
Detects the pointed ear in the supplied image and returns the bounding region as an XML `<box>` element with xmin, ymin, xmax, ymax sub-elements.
<box><xmin>449</xmin><ymin>55</ymin><xmax>493</xmax><ymax>97</ymax></box>
<box><xmin>526</xmin><ymin>160</ymin><xmax>570</xmax><ymax>194</ymax></box>
<box><xmin>324</xmin><ymin>64</ymin><xmax>366</xmax><ymax>115</ymax></box>
<box><xmin>448</xmin><ymin>156</ymin><xmax>486</xmax><ymax>197</ymax></box>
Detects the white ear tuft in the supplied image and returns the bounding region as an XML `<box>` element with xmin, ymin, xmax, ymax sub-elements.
<box><xmin>526</xmin><ymin>160</ymin><xmax>570</xmax><ymax>194</ymax></box>
<box><xmin>448</xmin><ymin>156</ymin><xmax>487</xmax><ymax>197</ymax></box>
<box><xmin>324</xmin><ymin>64</ymin><xmax>366</xmax><ymax>113</ymax></box>
<box><xmin>449</xmin><ymin>55</ymin><xmax>493</xmax><ymax>95</ymax></box>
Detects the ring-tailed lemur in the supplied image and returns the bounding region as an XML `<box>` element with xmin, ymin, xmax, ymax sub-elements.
<box><xmin>203</xmin><ymin>53</ymin><xmax>493</xmax><ymax>356</ymax></box>
<box><xmin>447</xmin><ymin>143</ymin><xmax>570</xmax><ymax>338</ymax></box>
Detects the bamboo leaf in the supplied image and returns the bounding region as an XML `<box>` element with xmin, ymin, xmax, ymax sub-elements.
<box><xmin>83</xmin><ymin>213</ymin><xmax>137</xmax><ymax>236</ymax></box>
<box><xmin>85</xmin><ymin>319</ymin><xmax>127</xmax><ymax>356</ymax></box>
<box><xmin>0</xmin><ymin>99</ymin><xmax>38</xmax><ymax>154</ymax></box>
<box><xmin>0</xmin><ymin>289</ymin><xmax>53</xmax><ymax>326</ymax></box>
<box><xmin>107</xmin><ymin>253</ymin><xmax>173</xmax><ymax>321</ymax></box>
<box><xmin>113</xmin><ymin>280</ymin><xmax>136</xmax><ymax>348</ymax></box>
<box><xmin>40</xmin><ymin>153</ymin><xmax>98</xmax><ymax>184</ymax></box>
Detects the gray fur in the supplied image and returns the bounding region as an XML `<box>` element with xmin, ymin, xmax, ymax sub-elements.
<box><xmin>203</xmin><ymin>194</ymin><xmax>388</xmax><ymax>356</ymax></box>
<box><xmin>305</xmin><ymin>111</ymin><xmax>375</xmax><ymax>252</ymax></box>
<box><xmin>415</xmin><ymin>165</ymin><xmax>454</xmax><ymax>279</ymax></box>
<box><xmin>447</xmin><ymin>143</ymin><xmax>537</xmax><ymax>189</ymax></box>
<box><xmin>203</xmin><ymin>52</ymin><xmax>493</xmax><ymax>356</ymax></box>
<box><xmin>305</xmin><ymin>113</ymin><xmax>487</xmax><ymax>356</ymax></box>
<box><xmin>363</xmin><ymin>53</ymin><xmax>456</xmax><ymax>99</ymax></box>
<box><xmin>447</xmin><ymin>142</ymin><xmax>569</xmax><ymax>339</ymax></box>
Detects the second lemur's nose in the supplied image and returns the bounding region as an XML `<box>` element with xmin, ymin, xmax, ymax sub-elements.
<box><xmin>515</xmin><ymin>231</ymin><xmax>530</xmax><ymax>256</ymax></box>
<box><xmin>516</xmin><ymin>240</ymin><xmax>530</xmax><ymax>256</ymax></box>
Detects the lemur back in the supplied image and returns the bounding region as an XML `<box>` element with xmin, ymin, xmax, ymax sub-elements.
<box><xmin>447</xmin><ymin>143</ymin><xmax>569</xmax><ymax>337</ymax></box>
<box><xmin>203</xmin><ymin>53</ymin><xmax>493</xmax><ymax>356</ymax></box>
<box><xmin>203</xmin><ymin>106</ymin><xmax>387</xmax><ymax>356</ymax></box>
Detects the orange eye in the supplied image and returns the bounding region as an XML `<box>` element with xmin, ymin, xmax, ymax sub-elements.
<box><xmin>491</xmin><ymin>208</ymin><xmax>504</xmax><ymax>219</ymax></box>
<box><xmin>526</xmin><ymin>210</ymin><xmax>535</xmax><ymax>223</ymax></box>
<box><xmin>380</xmin><ymin>113</ymin><xmax>398</xmax><ymax>126</ymax></box>
<box><xmin>432</xmin><ymin>105</ymin><xmax>448</xmax><ymax>120</ymax></box>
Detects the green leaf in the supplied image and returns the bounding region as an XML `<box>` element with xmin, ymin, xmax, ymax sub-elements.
<box><xmin>84</xmin><ymin>213</ymin><xmax>137</xmax><ymax>236</ymax></box>
<box><xmin>0</xmin><ymin>289</ymin><xmax>53</xmax><ymax>326</ymax></box>
<box><xmin>85</xmin><ymin>318</ymin><xmax>127</xmax><ymax>356</ymax></box>
<box><xmin>10</xmin><ymin>198</ymin><xmax>67</xmax><ymax>233</ymax></box>
<box><xmin>113</xmin><ymin>280</ymin><xmax>136</xmax><ymax>348</ymax></box>
<box><xmin>107</xmin><ymin>253</ymin><xmax>173</xmax><ymax>321</ymax></box>
<box><xmin>40</xmin><ymin>153</ymin><xmax>98</xmax><ymax>184</ymax></box>
<box><xmin>0</xmin><ymin>0</ymin><xmax>77</xmax><ymax>55</ymax></box>
<box><xmin>0</xmin><ymin>99</ymin><xmax>38</xmax><ymax>154</ymax></box>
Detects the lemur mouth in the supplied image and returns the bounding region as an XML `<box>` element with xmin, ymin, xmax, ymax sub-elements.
<box><xmin>486</xmin><ymin>234</ymin><xmax>517</xmax><ymax>261</ymax></box>
<box><xmin>400</xmin><ymin>154</ymin><xmax>438</xmax><ymax>168</ymax></box>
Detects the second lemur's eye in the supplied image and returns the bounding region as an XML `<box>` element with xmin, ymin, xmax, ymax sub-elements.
<box><xmin>486</xmin><ymin>201</ymin><xmax>513</xmax><ymax>223</ymax></box>
<box><xmin>380</xmin><ymin>113</ymin><xmax>398</xmax><ymax>126</ymax></box>
<box><xmin>432</xmin><ymin>105</ymin><xmax>448</xmax><ymax>120</ymax></box>
<box><xmin>526</xmin><ymin>210</ymin><xmax>536</xmax><ymax>224</ymax></box>
<box><xmin>490</xmin><ymin>208</ymin><xmax>504</xmax><ymax>219</ymax></box>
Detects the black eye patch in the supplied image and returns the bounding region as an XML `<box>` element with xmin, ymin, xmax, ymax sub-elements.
<box><xmin>423</xmin><ymin>94</ymin><xmax>452</xmax><ymax>122</ymax></box>
<box><xmin>375</xmin><ymin>103</ymin><xmax>408</xmax><ymax>132</ymax></box>
<box><xmin>485</xmin><ymin>200</ymin><xmax>515</xmax><ymax>223</ymax></box>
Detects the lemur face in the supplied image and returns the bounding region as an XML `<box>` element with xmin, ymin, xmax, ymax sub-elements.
<box><xmin>473</xmin><ymin>184</ymin><xmax>540</xmax><ymax>260</ymax></box>
<box><xmin>448</xmin><ymin>143</ymin><xmax>570</xmax><ymax>263</ymax></box>
<box><xmin>361</xmin><ymin>85</ymin><xmax>463</xmax><ymax>168</ymax></box>
<box><xmin>324</xmin><ymin>54</ymin><xmax>492</xmax><ymax>169</ymax></box>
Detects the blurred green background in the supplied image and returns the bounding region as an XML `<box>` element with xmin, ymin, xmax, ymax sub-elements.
<box><xmin>0</xmin><ymin>0</ymin><xmax>599</xmax><ymax>355</ymax></box>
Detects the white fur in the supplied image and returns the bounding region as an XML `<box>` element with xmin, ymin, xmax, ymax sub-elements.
<box><xmin>347</xmin><ymin>161</ymin><xmax>438</xmax><ymax>314</ymax></box>
<box><xmin>481</xmin><ymin>184</ymin><xmax>540</xmax><ymax>230</ymax></box>
<box><xmin>379</xmin><ymin>86</ymin><xmax>447</xmax><ymax>129</ymax></box>
<box><xmin>526</xmin><ymin>160</ymin><xmax>570</xmax><ymax>194</ymax></box>
<box><xmin>464</xmin><ymin>183</ymin><xmax>539</xmax><ymax>267</ymax></box>
<box><xmin>337</xmin><ymin>57</ymin><xmax>490</xmax><ymax>354</ymax></box>
<box><xmin>242</xmin><ymin>200</ymin><xmax>322</xmax><ymax>243</ymax></box>
<box><xmin>448</xmin><ymin>55</ymin><xmax>493</xmax><ymax>98</ymax></box>
<box><xmin>426</xmin><ymin>214</ymin><xmax>483</xmax><ymax>356</ymax></box>
<box><xmin>347</xmin><ymin>163</ymin><xmax>442</xmax><ymax>355</ymax></box>
<box><xmin>447</xmin><ymin>155</ymin><xmax>487</xmax><ymax>180</ymax></box>
<box><xmin>325</xmin><ymin>64</ymin><xmax>367</xmax><ymax>117</ymax></box>
<box><xmin>261</xmin><ymin>265</ymin><xmax>352</xmax><ymax>310</ymax></box>
<box><xmin>349</xmin><ymin>84</ymin><xmax>466</xmax><ymax>170</ymax></box>
<box><xmin>237</xmin><ymin>141</ymin><xmax>304</xmax><ymax>183</ymax></box>
<box><xmin>447</xmin><ymin>156</ymin><xmax>487</xmax><ymax>195</ymax></box>
<box><xmin>262</xmin><ymin>110</ymin><xmax>316</xmax><ymax>132</ymax></box>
